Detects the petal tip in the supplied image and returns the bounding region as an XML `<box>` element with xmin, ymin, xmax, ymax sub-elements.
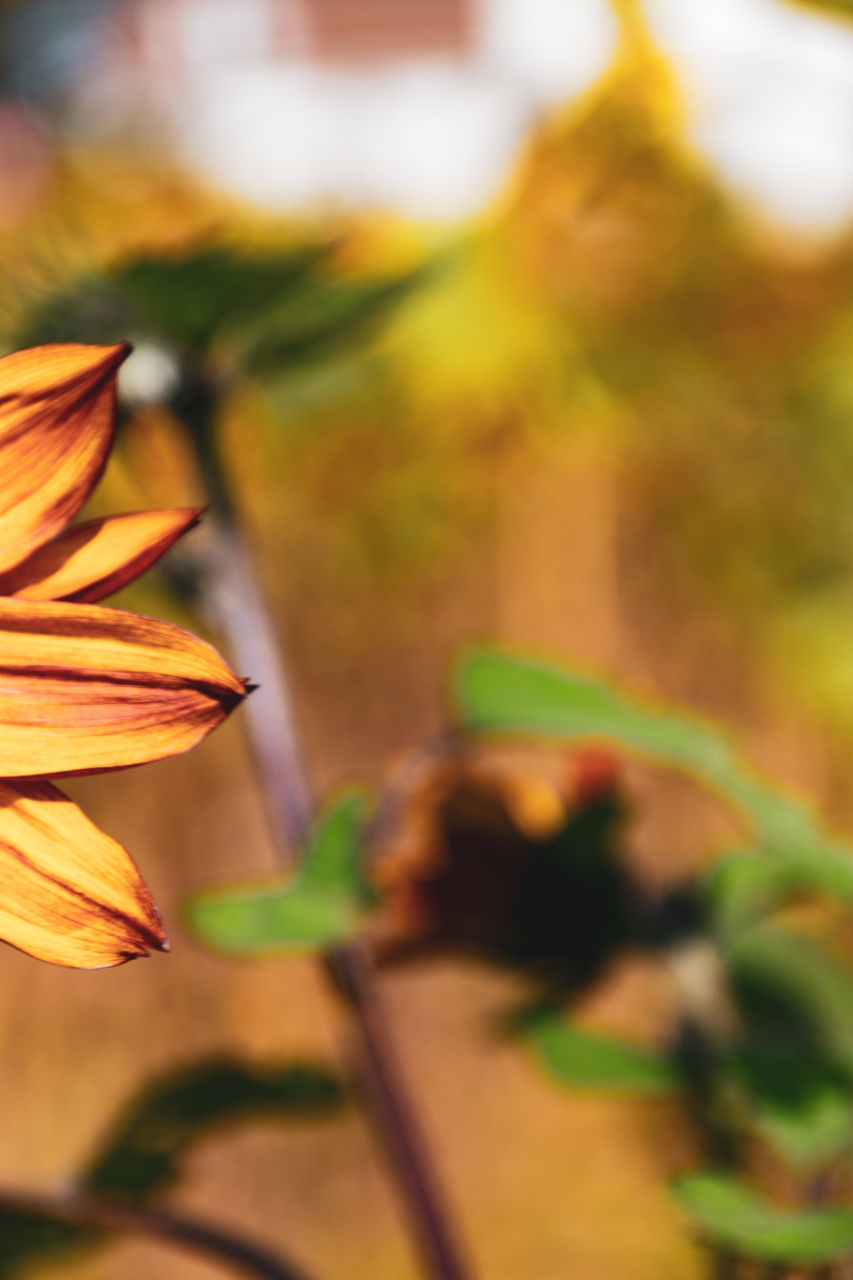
<box><xmin>106</xmin><ymin>341</ymin><xmax>134</xmax><ymax>371</ymax></box>
<box><xmin>140</xmin><ymin>911</ymin><xmax>169</xmax><ymax>956</ymax></box>
<box><xmin>121</xmin><ymin>929</ymin><xmax>168</xmax><ymax>964</ymax></box>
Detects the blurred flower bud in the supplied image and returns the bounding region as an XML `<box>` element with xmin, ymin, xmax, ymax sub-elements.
<box><xmin>369</xmin><ymin>747</ymin><xmax>637</xmax><ymax>993</ymax></box>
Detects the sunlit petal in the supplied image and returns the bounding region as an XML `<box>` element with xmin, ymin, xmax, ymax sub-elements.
<box><xmin>0</xmin><ymin>779</ymin><xmax>166</xmax><ymax>968</ymax></box>
<box><xmin>0</xmin><ymin>508</ymin><xmax>203</xmax><ymax>602</ymax></box>
<box><xmin>0</xmin><ymin>596</ymin><xmax>248</xmax><ymax>777</ymax></box>
<box><xmin>0</xmin><ymin>343</ymin><xmax>129</xmax><ymax>573</ymax></box>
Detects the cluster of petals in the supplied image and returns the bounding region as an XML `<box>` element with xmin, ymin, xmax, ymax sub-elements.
<box><xmin>0</xmin><ymin>342</ymin><xmax>247</xmax><ymax>968</ymax></box>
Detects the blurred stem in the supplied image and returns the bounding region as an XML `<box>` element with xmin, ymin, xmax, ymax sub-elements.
<box><xmin>0</xmin><ymin>1186</ymin><xmax>316</xmax><ymax>1280</ymax></box>
<box><xmin>203</xmin><ymin>514</ymin><xmax>313</xmax><ymax>857</ymax></box>
<box><xmin>181</xmin><ymin>368</ymin><xmax>473</xmax><ymax>1280</ymax></box>
<box><xmin>328</xmin><ymin>939</ymin><xmax>474</xmax><ymax>1280</ymax></box>
<box><xmin>174</xmin><ymin>363</ymin><xmax>312</xmax><ymax>859</ymax></box>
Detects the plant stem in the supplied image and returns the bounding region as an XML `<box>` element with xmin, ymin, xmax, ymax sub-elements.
<box><xmin>185</xmin><ymin>373</ymin><xmax>474</xmax><ymax>1280</ymax></box>
<box><xmin>328</xmin><ymin>939</ymin><xmax>474</xmax><ymax>1280</ymax></box>
<box><xmin>204</xmin><ymin>513</ymin><xmax>313</xmax><ymax>857</ymax></box>
<box><xmin>175</xmin><ymin>363</ymin><xmax>312</xmax><ymax>860</ymax></box>
<box><xmin>0</xmin><ymin>1185</ymin><xmax>316</xmax><ymax>1280</ymax></box>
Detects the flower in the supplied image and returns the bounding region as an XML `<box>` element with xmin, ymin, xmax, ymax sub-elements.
<box><xmin>369</xmin><ymin>749</ymin><xmax>631</xmax><ymax>985</ymax></box>
<box><xmin>0</xmin><ymin>342</ymin><xmax>248</xmax><ymax>968</ymax></box>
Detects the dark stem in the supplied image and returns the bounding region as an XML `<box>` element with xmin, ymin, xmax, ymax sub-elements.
<box><xmin>328</xmin><ymin>939</ymin><xmax>474</xmax><ymax>1280</ymax></box>
<box><xmin>0</xmin><ymin>1186</ymin><xmax>316</xmax><ymax>1280</ymax></box>
<box><xmin>203</xmin><ymin>513</ymin><xmax>313</xmax><ymax>857</ymax></box>
<box><xmin>174</xmin><ymin>363</ymin><xmax>313</xmax><ymax>860</ymax></box>
<box><xmin>182</xmin><ymin>368</ymin><xmax>474</xmax><ymax>1280</ymax></box>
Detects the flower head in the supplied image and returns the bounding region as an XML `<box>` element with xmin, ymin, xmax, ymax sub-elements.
<box><xmin>370</xmin><ymin>749</ymin><xmax>630</xmax><ymax>983</ymax></box>
<box><xmin>0</xmin><ymin>343</ymin><xmax>248</xmax><ymax>968</ymax></box>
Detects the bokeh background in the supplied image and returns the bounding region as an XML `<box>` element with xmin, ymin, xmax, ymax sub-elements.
<box><xmin>3</xmin><ymin>0</ymin><xmax>853</xmax><ymax>1276</ymax></box>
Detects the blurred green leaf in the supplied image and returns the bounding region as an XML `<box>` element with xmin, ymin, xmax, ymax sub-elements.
<box><xmin>112</xmin><ymin>246</ymin><xmax>326</xmax><ymax>352</ymax></box>
<box><xmin>672</xmin><ymin>1172</ymin><xmax>853</xmax><ymax>1263</ymax></box>
<box><xmin>16</xmin><ymin>245</ymin><xmax>421</xmax><ymax>379</ymax></box>
<box><xmin>0</xmin><ymin>1212</ymin><xmax>96</xmax><ymax>1279</ymax></box>
<box><xmin>457</xmin><ymin>651</ymin><xmax>734</xmax><ymax>768</ymax></box>
<box><xmin>526</xmin><ymin>1007</ymin><xmax>680</xmax><ymax>1094</ymax></box>
<box><xmin>82</xmin><ymin>1058</ymin><xmax>344</xmax><ymax>1198</ymax></box>
<box><xmin>725</xmin><ymin>925</ymin><xmax>853</xmax><ymax>1165</ymax></box>
<box><xmin>704</xmin><ymin>851</ymin><xmax>806</xmax><ymax>942</ymax></box>
<box><xmin>0</xmin><ymin>1056</ymin><xmax>344</xmax><ymax>1277</ymax></box>
<box><xmin>522</xmin><ymin>929</ymin><xmax>853</xmax><ymax>1163</ymax></box>
<box><xmin>241</xmin><ymin>272</ymin><xmax>422</xmax><ymax>377</ymax></box>
<box><xmin>187</xmin><ymin>792</ymin><xmax>370</xmax><ymax>954</ymax></box>
<box><xmin>456</xmin><ymin>652</ymin><xmax>853</xmax><ymax>905</ymax></box>
<box><xmin>729</xmin><ymin>927</ymin><xmax>853</xmax><ymax>1076</ymax></box>
<box><xmin>739</xmin><ymin>1061</ymin><xmax>853</xmax><ymax>1167</ymax></box>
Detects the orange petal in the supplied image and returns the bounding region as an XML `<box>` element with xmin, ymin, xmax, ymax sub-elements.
<box><xmin>0</xmin><ymin>508</ymin><xmax>203</xmax><ymax>602</ymax></box>
<box><xmin>0</xmin><ymin>343</ymin><xmax>129</xmax><ymax>574</ymax></box>
<box><xmin>0</xmin><ymin>779</ymin><xmax>166</xmax><ymax>968</ymax></box>
<box><xmin>0</xmin><ymin>597</ymin><xmax>248</xmax><ymax>777</ymax></box>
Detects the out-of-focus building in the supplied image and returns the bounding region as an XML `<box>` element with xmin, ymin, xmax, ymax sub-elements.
<box><xmin>71</xmin><ymin>0</ymin><xmax>620</xmax><ymax>218</ymax></box>
<box><xmin>5</xmin><ymin>0</ymin><xmax>853</xmax><ymax>229</ymax></box>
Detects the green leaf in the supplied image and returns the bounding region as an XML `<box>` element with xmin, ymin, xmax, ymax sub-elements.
<box><xmin>242</xmin><ymin>272</ymin><xmax>422</xmax><ymax>377</ymax></box>
<box><xmin>456</xmin><ymin>652</ymin><xmax>853</xmax><ymax>906</ymax></box>
<box><xmin>111</xmin><ymin>246</ymin><xmax>421</xmax><ymax>370</ymax></box>
<box><xmin>187</xmin><ymin>792</ymin><xmax>370</xmax><ymax>954</ymax></box>
<box><xmin>0</xmin><ymin>1213</ymin><xmax>96</xmax><ymax>1279</ymax></box>
<box><xmin>724</xmin><ymin>926</ymin><xmax>853</xmax><ymax>1165</ymax></box>
<box><xmin>15</xmin><ymin>245</ymin><xmax>420</xmax><ymax>389</ymax></box>
<box><xmin>705</xmin><ymin>851</ymin><xmax>806</xmax><ymax>942</ymax></box>
<box><xmin>112</xmin><ymin>246</ymin><xmax>326</xmax><ymax>352</ymax></box>
<box><xmin>672</xmin><ymin>1172</ymin><xmax>853</xmax><ymax>1264</ymax></box>
<box><xmin>525</xmin><ymin>1007</ymin><xmax>680</xmax><ymax>1094</ymax></box>
<box><xmin>729</xmin><ymin>926</ymin><xmax>853</xmax><ymax>1076</ymax></box>
<box><xmin>82</xmin><ymin>1058</ymin><xmax>344</xmax><ymax>1198</ymax></box>
<box><xmin>457</xmin><ymin>651</ymin><xmax>733</xmax><ymax>767</ymax></box>
<box><xmin>0</xmin><ymin>1057</ymin><xmax>344</xmax><ymax>1277</ymax></box>
<box><xmin>743</xmin><ymin>1068</ymin><xmax>853</xmax><ymax>1168</ymax></box>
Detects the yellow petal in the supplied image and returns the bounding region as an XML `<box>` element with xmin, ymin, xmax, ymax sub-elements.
<box><xmin>0</xmin><ymin>508</ymin><xmax>203</xmax><ymax>602</ymax></box>
<box><xmin>0</xmin><ymin>597</ymin><xmax>248</xmax><ymax>777</ymax></box>
<box><xmin>0</xmin><ymin>779</ymin><xmax>166</xmax><ymax>968</ymax></box>
<box><xmin>0</xmin><ymin>343</ymin><xmax>129</xmax><ymax>573</ymax></box>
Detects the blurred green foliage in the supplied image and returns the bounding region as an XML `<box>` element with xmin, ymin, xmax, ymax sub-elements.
<box><xmin>672</xmin><ymin>1173</ymin><xmax>853</xmax><ymax>1265</ymax></box>
<box><xmin>0</xmin><ymin>1215</ymin><xmax>98</xmax><ymax>1280</ymax></box>
<box><xmin>0</xmin><ymin>1058</ymin><xmax>344</xmax><ymax>1277</ymax></box>
<box><xmin>16</xmin><ymin>243</ymin><xmax>423</xmax><ymax>378</ymax></box>
<box><xmin>526</xmin><ymin>1010</ymin><xmax>679</xmax><ymax>1094</ymax></box>
<box><xmin>456</xmin><ymin>648</ymin><xmax>853</xmax><ymax>1268</ymax></box>
<box><xmin>188</xmin><ymin>793</ymin><xmax>371</xmax><ymax>955</ymax></box>
<box><xmin>82</xmin><ymin>1058</ymin><xmax>344</xmax><ymax>1198</ymax></box>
